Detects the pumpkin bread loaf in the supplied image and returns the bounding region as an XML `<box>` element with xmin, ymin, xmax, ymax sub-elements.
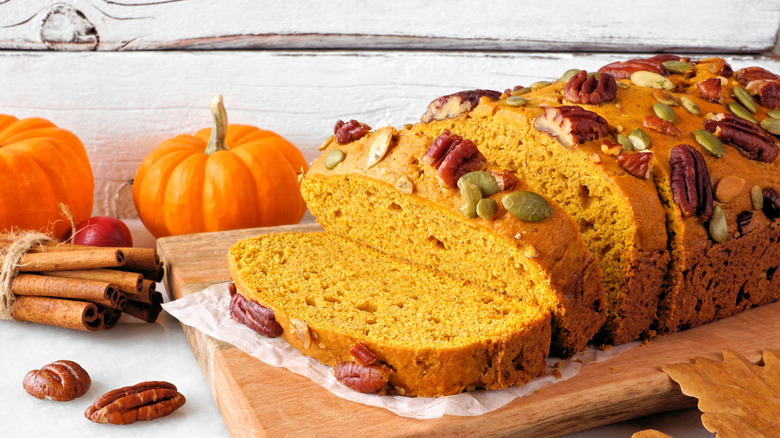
<box><xmin>302</xmin><ymin>126</ymin><xmax>605</xmax><ymax>358</ymax></box>
<box><xmin>412</xmin><ymin>56</ymin><xmax>780</xmax><ymax>341</ymax></box>
<box><xmin>228</xmin><ymin>232</ymin><xmax>551</xmax><ymax>397</ymax></box>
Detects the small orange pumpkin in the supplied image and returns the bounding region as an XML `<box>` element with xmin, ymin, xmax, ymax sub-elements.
<box><xmin>133</xmin><ymin>95</ymin><xmax>309</xmax><ymax>238</ymax></box>
<box><xmin>0</xmin><ymin>115</ymin><xmax>94</xmax><ymax>239</ymax></box>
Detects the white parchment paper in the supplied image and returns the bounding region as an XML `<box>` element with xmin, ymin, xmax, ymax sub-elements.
<box><xmin>163</xmin><ymin>282</ymin><xmax>636</xmax><ymax>419</ymax></box>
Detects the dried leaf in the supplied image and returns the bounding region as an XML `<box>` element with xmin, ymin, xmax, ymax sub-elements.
<box><xmin>662</xmin><ymin>349</ymin><xmax>780</xmax><ymax>437</ymax></box>
<box><xmin>632</xmin><ymin>430</ymin><xmax>674</xmax><ymax>438</ymax></box>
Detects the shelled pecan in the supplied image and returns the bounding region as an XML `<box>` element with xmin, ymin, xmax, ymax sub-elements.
<box><xmin>334</xmin><ymin>119</ymin><xmax>371</xmax><ymax>144</ymax></box>
<box><xmin>737</xmin><ymin>211</ymin><xmax>753</xmax><ymax>235</ymax></box>
<box><xmin>746</xmin><ymin>80</ymin><xmax>780</xmax><ymax>110</ymax></box>
<box><xmin>423</xmin><ymin>130</ymin><xmax>486</xmax><ymax>188</ymax></box>
<box><xmin>597</xmin><ymin>55</ymin><xmax>672</xmax><ymax>79</ymax></box>
<box><xmin>563</xmin><ymin>70</ymin><xmax>617</xmax><ymax>105</ymax></box>
<box><xmin>23</xmin><ymin>360</ymin><xmax>91</xmax><ymax>402</ymax></box>
<box><xmin>229</xmin><ymin>282</ymin><xmax>283</xmax><ymax>337</ymax></box>
<box><xmin>735</xmin><ymin>67</ymin><xmax>779</xmax><ymax>85</ymax></box>
<box><xmin>349</xmin><ymin>342</ymin><xmax>378</xmax><ymax>365</ymax></box>
<box><xmin>704</xmin><ymin>114</ymin><xmax>779</xmax><ymax>163</ymax></box>
<box><xmin>421</xmin><ymin>89</ymin><xmax>501</xmax><ymax>123</ymax></box>
<box><xmin>617</xmin><ymin>151</ymin><xmax>654</xmax><ymax>179</ymax></box>
<box><xmin>533</xmin><ymin>105</ymin><xmax>610</xmax><ymax>148</ymax></box>
<box><xmin>763</xmin><ymin>187</ymin><xmax>780</xmax><ymax>220</ymax></box>
<box><xmin>490</xmin><ymin>169</ymin><xmax>520</xmax><ymax>191</ymax></box>
<box><xmin>670</xmin><ymin>144</ymin><xmax>714</xmax><ymax>220</ymax></box>
<box><xmin>643</xmin><ymin>115</ymin><xmax>682</xmax><ymax>136</ymax></box>
<box><xmin>697</xmin><ymin>78</ymin><xmax>723</xmax><ymax>103</ymax></box>
<box><xmin>84</xmin><ymin>381</ymin><xmax>185</xmax><ymax>425</ymax></box>
<box><xmin>334</xmin><ymin>362</ymin><xmax>388</xmax><ymax>394</ymax></box>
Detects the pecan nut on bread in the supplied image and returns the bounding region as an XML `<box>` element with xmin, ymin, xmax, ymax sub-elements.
<box><xmin>303</xmin><ymin>127</ymin><xmax>606</xmax><ymax>358</ymax></box>
<box><xmin>411</xmin><ymin>56</ymin><xmax>780</xmax><ymax>342</ymax></box>
<box><xmin>228</xmin><ymin>232</ymin><xmax>551</xmax><ymax>397</ymax></box>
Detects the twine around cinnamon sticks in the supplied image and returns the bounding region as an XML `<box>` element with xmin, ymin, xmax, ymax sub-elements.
<box><xmin>0</xmin><ymin>232</ymin><xmax>164</xmax><ymax>331</ymax></box>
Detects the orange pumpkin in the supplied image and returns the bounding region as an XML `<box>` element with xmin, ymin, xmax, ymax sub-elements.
<box><xmin>0</xmin><ymin>115</ymin><xmax>94</xmax><ymax>239</ymax></box>
<box><xmin>133</xmin><ymin>96</ymin><xmax>308</xmax><ymax>238</ymax></box>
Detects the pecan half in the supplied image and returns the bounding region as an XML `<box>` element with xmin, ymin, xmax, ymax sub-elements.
<box><xmin>670</xmin><ymin>144</ymin><xmax>714</xmax><ymax>220</ymax></box>
<box><xmin>764</xmin><ymin>187</ymin><xmax>780</xmax><ymax>220</ymax></box>
<box><xmin>563</xmin><ymin>71</ymin><xmax>618</xmax><ymax>105</ymax></box>
<box><xmin>697</xmin><ymin>78</ymin><xmax>722</xmax><ymax>103</ymax></box>
<box><xmin>349</xmin><ymin>342</ymin><xmax>378</xmax><ymax>365</ymax></box>
<box><xmin>533</xmin><ymin>105</ymin><xmax>610</xmax><ymax>148</ymax></box>
<box><xmin>643</xmin><ymin>115</ymin><xmax>682</xmax><ymax>136</ymax></box>
<box><xmin>598</xmin><ymin>56</ymin><xmax>669</xmax><ymax>79</ymax></box>
<box><xmin>735</xmin><ymin>67</ymin><xmax>780</xmax><ymax>85</ymax></box>
<box><xmin>617</xmin><ymin>151</ymin><xmax>653</xmax><ymax>179</ymax></box>
<box><xmin>423</xmin><ymin>130</ymin><xmax>486</xmax><ymax>188</ymax></box>
<box><xmin>229</xmin><ymin>283</ymin><xmax>283</xmax><ymax>338</ymax></box>
<box><xmin>490</xmin><ymin>169</ymin><xmax>519</xmax><ymax>191</ymax></box>
<box><xmin>704</xmin><ymin>58</ymin><xmax>733</xmax><ymax>77</ymax></box>
<box><xmin>84</xmin><ymin>381</ymin><xmax>185</xmax><ymax>425</ymax></box>
<box><xmin>421</xmin><ymin>89</ymin><xmax>501</xmax><ymax>123</ymax></box>
<box><xmin>334</xmin><ymin>119</ymin><xmax>371</xmax><ymax>144</ymax></box>
<box><xmin>737</xmin><ymin>210</ymin><xmax>753</xmax><ymax>235</ymax></box>
<box><xmin>334</xmin><ymin>362</ymin><xmax>388</xmax><ymax>394</ymax></box>
<box><xmin>746</xmin><ymin>79</ymin><xmax>780</xmax><ymax>110</ymax></box>
<box><xmin>704</xmin><ymin>113</ymin><xmax>779</xmax><ymax>163</ymax></box>
<box><xmin>23</xmin><ymin>360</ymin><xmax>91</xmax><ymax>402</ymax></box>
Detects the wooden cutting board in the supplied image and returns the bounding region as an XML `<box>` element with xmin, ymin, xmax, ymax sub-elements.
<box><xmin>158</xmin><ymin>223</ymin><xmax>780</xmax><ymax>437</ymax></box>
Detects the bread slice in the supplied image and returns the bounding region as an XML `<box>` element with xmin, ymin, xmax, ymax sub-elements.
<box><xmin>302</xmin><ymin>128</ymin><xmax>605</xmax><ymax>357</ymax></box>
<box><xmin>228</xmin><ymin>232</ymin><xmax>551</xmax><ymax>397</ymax></box>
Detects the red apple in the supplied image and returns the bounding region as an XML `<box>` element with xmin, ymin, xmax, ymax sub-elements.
<box><xmin>69</xmin><ymin>216</ymin><xmax>133</xmax><ymax>247</ymax></box>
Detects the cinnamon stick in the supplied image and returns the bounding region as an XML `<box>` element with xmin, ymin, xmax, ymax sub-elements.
<box><xmin>11</xmin><ymin>274</ymin><xmax>125</xmax><ymax>309</ymax></box>
<box><xmin>43</xmin><ymin>269</ymin><xmax>142</xmax><ymax>295</ymax></box>
<box><xmin>12</xmin><ymin>239</ymin><xmax>159</xmax><ymax>271</ymax></box>
<box><xmin>124</xmin><ymin>298</ymin><xmax>162</xmax><ymax>323</ymax></box>
<box><xmin>12</xmin><ymin>296</ymin><xmax>102</xmax><ymax>331</ymax></box>
<box><xmin>14</xmin><ymin>249</ymin><xmax>125</xmax><ymax>272</ymax></box>
<box><xmin>100</xmin><ymin>308</ymin><xmax>122</xmax><ymax>329</ymax></box>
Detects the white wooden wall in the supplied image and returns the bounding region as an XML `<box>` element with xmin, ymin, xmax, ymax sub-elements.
<box><xmin>1</xmin><ymin>1</ymin><xmax>779</xmax><ymax>220</ymax></box>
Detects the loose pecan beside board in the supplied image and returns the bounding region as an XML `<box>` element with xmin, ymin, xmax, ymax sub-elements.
<box><xmin>23</xmin><ymin>360</ymin><xmax>91</xmax><ymax>402</ymax></box>
<box><xmin>84</xmin><ymin>381</ymin><xmax>185</xmax><ymax>425</ymax></box>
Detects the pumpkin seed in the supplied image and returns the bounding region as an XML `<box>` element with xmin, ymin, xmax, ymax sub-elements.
<box><xmin>653</xmin><ymin>103</ymin><xmax>676</xmax><ymax>123</ymax></box>
<box><xmin>530</xmin><ymin>81</ymin><xmax>552</xmax><ymax>90</ymax></box>
<box><xmin>461</xmin><ymin>171</ymin><xmax>501</xmax><ymax>196</ymax></box>
<box><xmin>511</xmin><ymin>87</ymin><xmax>532</xmax><ymax>96</ymax></box>
<box><xmin>662</xmin><ymin>60</ymin><xmax>695</xmax><ymax>74</ymax></box>
<box><xmin>732</xmin><ymin>86</ymin><xmax>757</xmax><ymax>113</ymax></box>
<box><xmin>319</xmin><ymin>135</ymin><xmax>335</xmax><ymax>151</ymax></box>
<box><xmin>506</xmin><ymin>96</ymin><xmax>528</xmax><ymax>107</ymax></box>
<box><xmin>652</xmin><ymin>89</ymin><xmax>679</xmax><ymax>106</ymax></box>
<box><xmin>751</xmin><ymin>185</ymin><xmax>764</xmax><ymax>210</ymax></box>
<box><xmin>476</xmin><ymin>198</ymin><xmax>498</xmax><ymax>220</ymax></box>
<box><xmin>680</xmin><ymin>96</ymin><xmax>701</xmax><ymax>115</ymax></box>
<box><xmin>693</xmin><ymin>129</ymin><xmax>724</xmax><ymax>157</ymax></box>
<box><xmin>768</xmin><ymin>110</ymin><xmax>780</xmax><ymax>120</ymax></box>
<box><xmin>616</xmin><ymin>81</ymin><xmax>629</xmax><ymax>89</ymax></box>
<box><xmin>630</xmin><ymin>71</ymin><xmax>675</xmax><ymax>90</ymax></box>
<box><xmin>324</xmin><ymin>149</ymin><xmax>345</xmax><ymax>169</ymax></box>
<box><xmin>760</xmin><ymin>117</ymin><xmax>780</xmax><ymax>135</ymax></box>
<box><xmin>458</xmin><ymin>178</ymin><xmax>483</xmax><ymax>219</ymax></box>
<box><xmin>502</xmin><ymin>191</ymin><xmax>553</xmax><ymax>222</ymax></box>
<box><xmin>587</xmin><ymin>72</ymin><xmax>601</xmax><ymax>80</ymax></box>
<box><xmin>616</xmin><ymin>134</ymin><xmax>633</xmax><ymax>151</ymax></box>
<box><xmin>628</xmin><ymin>128</ymin><xmax>651</xmax><ymax>151</ymax></box>
<box><xmin>708</xmin><ymin>205</ymin><xmax>728</xmax><ymax>243</ymax></box>
<box><xmin>365</xmin><ymin>128</ymin><xmax>393</xmax><ymax>169</ymax></box>
<box><xmin>727</xmin><ymin>101</ymin><xmax>757</xmax><ymax>123</ymax></box>
<box><xmin>560</xmin><ymin>69</ymin><xmax>581</xmax><ymax>83</ymax></box>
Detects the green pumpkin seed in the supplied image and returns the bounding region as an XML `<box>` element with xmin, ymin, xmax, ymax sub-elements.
<box><xmin>653</xmin><ymin>103</ymin><xmax>676</xmax><ymax>123</ymax></box>
<box><xmin>458</xmin><ymin>178</ymin><xmax>483</xmax><ymax>219</ymax></box>
<box><xmin>502</xmin><ymin>191</ymin><xmax>553</xmax><ymax>222</ymax></box>
<box><xmin>662</xmin><ymin>60</ymin><xmax>695</xmax><ymax>74</ymax></box>
<box><xmin>760</xmin><ymin>117</ymin><xmax>780</xmax><ymax>135</ymax></box>
<box><xmin>324</xmin><ymin>149</ymin><xmax>345</xmax><ymax>169</ymax></box>
<box><xmin>461</xmin><ymin>171</ymin><xmax>502</xmax><ymax>196</ymax></box>
<box><xmin>506</xmin><ymin>96</ymin><xmax>528</xmax><ymax>107</ymax></box>
<box><xmin>732</xmin><ymin>86</ymin><xmax>757</xmax><ymax>113</ymax></box>
<box><xmin>708</xmin><ymin>205</ymin><xmax>728</xmax><ymax>243</ymax></box>
<box><xmin>680</xmin><ymin>96</ymin><xmax>701</xmax><ymax>115</ymax></box>
<box><xmin>652</xmin><ymin>89</ymin><xmax>679</xmax><ymax>106</ymax></box>
<box><xmin>319</xmin><ymin>135</ymin><xmax>335</xmax><ymax>151</ymax></box>
<box><xmin>365</xmin><ymin>128</ymin><xmax>393</xmax><ymax>169</ymax></box>
<box><xmin>476</xmin><ymin>198</ymin><xmax>498</xmax><ymax>220</ymax></box>
<box><xmin>616</xmin><ymin>81</ymin><xmax>629</xmax><ymax>89</ymax></box>
<box><xmin>530</xmin><ymin>81</ymin><xmax>552</xmax><ymax>90</ymax></box>
<box><xmin>560</xmin><ymin>69</ymin><xmax>581</xmax><ymax>83</ymax></box>
<box><xmin>630</xmin><ymin>71</ymin><xmax>675</xmax><ymax>90</ymax></box>
<box><xmin>768</xmin><ymin>110</ymin><xmax>780</xmax><ymax>120</ymax></box>
<box><xmin>587</xmin><ymin>72</ymin><xmax>601</xmax><ymax>80</ymax></box>
<box><xmin>751</xmin><ymin>185</ymin><xmax>764</xmax><ymax>210</ymax></box>
<box><xmin>628</xmin><ymin>128</ymin><xmax>651</xmax><ymax>151</ymax></box>
<box><xmin>694</xmin><ymin>129</ymin><xmax>724</xmax><ymax>157</ymax></box>
<box><xmin>727</xmin><ymin>101</ymin><xmax>757</xmax><ymax>123</ymax></box>
<box><xmin>616</xmin><ymin>134</ymin><xmax>633</xmax><ymax>151</ymax></box>
<box><xmin>511</xmin><ymin>87</ymin><xmax>532</xmax><ymax>96</ymax></box>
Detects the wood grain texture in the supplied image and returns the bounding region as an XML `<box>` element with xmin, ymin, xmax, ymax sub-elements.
<box><xmin>158</xmin><ymin>224</ymin><xmax>780</xmax><ymax>437</ymax></box>
<box><xmin>1</xmin><ymin>1</ymin><xmax>778</xmax><ymax>52</ymax></box>
<box><xmin>2</xmin><ymin>51</ymin><xmax>779</xmax><ymax>218</ymax></box>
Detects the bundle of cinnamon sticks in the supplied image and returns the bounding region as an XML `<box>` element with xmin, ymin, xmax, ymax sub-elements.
<box><xmin>1</xmin><ymin>234</ymin><xmax>164</xmax><ymax>332</ymax></box>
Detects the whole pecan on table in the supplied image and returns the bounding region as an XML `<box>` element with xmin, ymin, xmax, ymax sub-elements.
<box><xmin>533</xmin><ymin>105</ymin><xmax>610</xmax><ymax>148</ymax></box>
<box><xmin>697</xmin><ymin>78</ymin><xmax>723</xmax><ymax>103</ymax></box>
<box><xmin>333</xmin><ymin>119</ymin><xmax>371</xmax><ymax>144</ymax></box>
<box><xmin>23</xmin><ymin>360</ymin><xmax>91</xmax><ymax>402</ymax></box>
<box><xmin>669</xmin><ymin>144</ymin><xmax>714</xmax><ymax>220</ymax></box>
<box><xmin>643</xmin><ymin>115</ymin><xmax>682</xmax><ymax>137</ymax></box>
<box><xmin>563</xmin><ymin>70</ymin><xmax>617</xmax><ymax>105</ymax></box>
<box><xmin>422</xmin><ymin>130</ymin><xmax>486</xmax><ymax>188</ymax></box>
<box><xmin>617</xmin><ymin>151</ymin><xmax>654</xmax><ymax>179</ymax></box>
<box><xmin>228</xmin><ymin>281</ymin><xmax>283</xmax><ymax>338</ymax></box>
<box><xmin>84</xmin><ymin>381</ymin><xmax>185</xmax><ymax>425</ymax></box>
<box><xmin>421</xmin><ymin>89</ymin><xmax>502</xmax><ymax>123</ymax></box>
<box><xmin>334</xmin><ymin>362</ymin><xmax>388</xmax><ymax>394</ymax></box>
<box><xmin>704</xmin><ymin>114</ymin><xmax>779</xmax><ymax>163</ymax></box>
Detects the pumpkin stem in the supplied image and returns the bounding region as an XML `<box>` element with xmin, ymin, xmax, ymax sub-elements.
<box><xmin>205</xmin><ymin>94</ymin><xmax>229</xmax><ymax>155</ymax></box>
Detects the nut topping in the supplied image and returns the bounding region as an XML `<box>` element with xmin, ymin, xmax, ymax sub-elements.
<box><xmin>290</xmin><ymin>318</ymin><xmax>311</xmax><ymax>348</ymax></box>
<box><xmin>23</xmin><ymin>360</ymin><xmax>91</xmax><ymax>402</ymax></box>
<box><xmin>334</xmin><ymin>119</ymin><xmax>371</xmax><ymax>144</ymax></box>
<box><xmin>670</xmin><ymin>144</ymin><xmax>714</xmax><ymax>220</ymax></box>
<box><xmin>737</xmin><ymin>210</ymin><xmax>753</xmax><ymax>235</ymax></box>
<box><xmin>704</xmin><ymin>113</ymin><xmax>779</xmax><ymax>163</ymax></box>
<box><xmin>643</xmin><ymin>115</ymin><xmax>682</xmax><ymax>137</ymax></box>
<box><xmin>423</xmin><ymin>130</ymin><xmax>486</xmax><ymax>188</ymax></box>
<box><xmin>84</xmin><ymin>381</ymin><xmax>185</xmax><ymax>425</ymax></box>
<box><xmin>598</xmin><ymin>56</ymin><xmax>669</xmax><ymax>79</ymax></box>
<box><xmin>490</xmin><ymin>169</ymin><xmax>520</xmax><ymax>191</ymax></box>
<box><xmin>715</xmin><ymin>175</ymin><xmax>746</xmax><ymax>203</ymax></box>
<box><xmin>421</xmin><ymin>89</ymin><xmax>501</xmax><ymax>123</ymax></box>
<box><xmin>334</xmin><ymin>362</ymin><xmax>388</xmax><ymax>394</ymax></box>
<box><xmin>697</xmin><ymin>78</ymin><xmax>723</xmax><ymax>103</ymax></box>
<box><xmin>533</xmin><ymin>105</ymin><xmax>610</xmax><ymax>148</ymax></box>
<box><xmin>229</xmin><ymin>283</ymin><xmax>283</xmax><ymax>338</ymax></box>
<box><xmin>763</xmin><ymin>187</ymin><xmax>780</xmax><ymax>220</ymax></box>
<box><xmin>735</xmin><ymin>67</ymin><xmax>779</xmax><ymax>85</ymax></box>
<box><xmin>349</xmin><ymin>342</ymin><xmax>378</xmax><ymax>365</ymax></box>
<box><xmin>746</xmin><ymin>79</ymin><xmax>780</xmax><ymax>111</ymax></box>
<box><xmin>563</xmin><ymin>70</ymin><xmax>618</xmax><ymax>105</ymax></box>
<box><xmin>394</xmin><ymin>175</ymin><xmax>415</xmax><ymax>194</ymax></box>
<box><xmin>617</xmin><ymin>151</ymin><xmax>654</xmax><ymax>179</ymax></box>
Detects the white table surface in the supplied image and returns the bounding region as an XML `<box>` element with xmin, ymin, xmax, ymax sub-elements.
<box><xmin>0</xmin><ymin>221</ymin><xmax>713</xmax><ymax>437</ymax></box>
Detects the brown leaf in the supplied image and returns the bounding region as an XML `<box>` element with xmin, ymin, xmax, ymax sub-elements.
<box><xmin>662</xmin><ymin>349</ymin><xmax>780</xmax><ymax>437</ymax></box>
